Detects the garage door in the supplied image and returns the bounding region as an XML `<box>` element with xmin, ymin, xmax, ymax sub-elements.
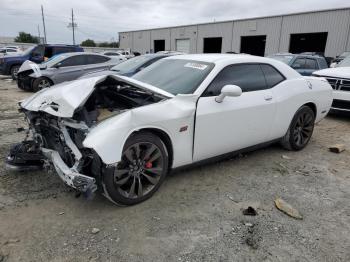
<box><xmin>176</xmin><ymin>39</ymin><xmax>190</xmax><ymax>53</ymax></box>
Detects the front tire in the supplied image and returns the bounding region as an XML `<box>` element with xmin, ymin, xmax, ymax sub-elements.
<box><xmin>281</xmin><ymin>106</ymin><xmax>315</xmax><ymax>151</ymax></box>
<box><xmin>32</xmin><ymin>77</ymin><xmax>52</xmax><ymax>92</ymax></box>
<box><xmin>103</xmin><ymin>132</ymin><xmax>169</xmax><ymax>206</ymax></box>
<box><xmin>11</xmin><ymin>65</ymin><xmax>20</xmax><ymax>80</ymax></box>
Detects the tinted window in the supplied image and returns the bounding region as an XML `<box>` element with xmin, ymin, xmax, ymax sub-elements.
<box><xmin>292</xmin><ymin>58</ymin><xmax>305</xmax><ymax>68</ymax></box>
<box><xmin>203</xmin><ymin>64</ymin><xmax>267</xmax><ymax>96</ymax></box>
<box><xmin>260</xmin><ymin>64</ymin><xmax>285</xmax><ymax>88</ymax></box>
<box><xmin>86</xmin><ymin>55</ymin><xmax>110</xmax><ymax>64</ymax></box>
<box><xmin>59</xmin><ymin>55</ymin><xmax>86</xmax><ymax>67</ymax></box>
<box><xmin>318</xmin><ymin>58</ymin><xmax>328</xmax><ymax>69</ymax></box>
<box><xmin>304</xmin><ymin>58</ymin><xmax>317</xmax><ymax>69</ymax></box>
<box><xmin>53</xmin><ymin>46</ymin><xmax>75</xmax><ymax>55</ymax></box>
<box><xmin>32</xmin><ymin>45</ymin><xmax>44</xmax><ymax>57</ymax></box>
<box><xmin>104</xmin><ymin>52</ymin><xmax>119</xmax><ymax>56</ymax></box>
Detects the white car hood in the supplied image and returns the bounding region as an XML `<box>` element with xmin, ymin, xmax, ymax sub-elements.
<box><xmin>313</xmin><ymin>67</ymin><xmax>350</xmax><ymax>79</ymax></box>
<box><xmin>20</xmin><ymin>74</ymin><xmax>174</xmax><ymax>118</ymax></box>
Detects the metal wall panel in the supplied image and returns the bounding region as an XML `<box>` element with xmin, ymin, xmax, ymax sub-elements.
<box><xmin>119</xmin><ymin>32</ymin><xmax>132</xmax><ymax>50</ymax></box>
<box><xmin>150</xmin><ymin>29</ymin><xmax>171</xmax><ymax>51</ymax></box>
<box><xmin>132</xmin><ymin>31</ymin><xmax>151</xmax><ymax>54</ymax></box>
<box><xmin>119</xmin><ymin>8</ymin><xmax>350</xmax><ymax>57</ymax></box>
<box><xmin>279</xmin><ymin>9</ymin><xmax>350</xmax><ymax>57</ymax></box>
<box><xmin>170</xmin><ymin>26</ymin><xmax>198</xmax><ymax>53</ymax></box>
<box><xmin>232</xmin><ymin>17</ymin><xmax>282</xmax><ymax>55</ymax></box>
<box><xmin>197</xmin><ymin>22</ymin><xmax>233</xmax><ymax>53</ymax></box>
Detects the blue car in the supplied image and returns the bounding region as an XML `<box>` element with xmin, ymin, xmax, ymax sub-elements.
<box><xmin>268</xmin><ymin>53</ymin><xmax>328</xmax><ymax>76</ymax></box>
<box><xmin>0</xmin><ymin>44</ymin><xmax>83</xmax><ymax>79</ymax></box>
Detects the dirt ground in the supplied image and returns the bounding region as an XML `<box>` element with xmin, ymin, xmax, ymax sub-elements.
<box><xmin>0</xmin><ymin>77</ymin><xmax>349</xmax><ymax>262</ymax></box>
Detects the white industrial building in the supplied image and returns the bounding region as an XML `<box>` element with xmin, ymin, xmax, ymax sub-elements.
<box><xmin>119</xmin><ymin>7</ymin><xmax>350</xmax><ymax>57</ymax></box>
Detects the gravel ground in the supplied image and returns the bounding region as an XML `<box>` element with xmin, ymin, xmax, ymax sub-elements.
<box><xmin>0</xmin><ymin>77</ymin><xmax>349</xmax><ymax>262</ymax></box>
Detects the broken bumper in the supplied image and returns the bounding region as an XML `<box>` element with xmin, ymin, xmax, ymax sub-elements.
<box><xmin>42</xmin><ymin>148</ymin><xmax>97</xmax><ymax>194</ymax></box>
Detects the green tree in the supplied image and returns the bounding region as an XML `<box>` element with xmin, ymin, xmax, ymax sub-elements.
<box><xmin>81</xmin><ymin>39</ymin><xmax>96</xmax><ymax>47</ymax></box>
<box><xmin>14</xmin><ymin>32</ymin><xmax>39</xmax><ymax>43</ymax></box>
<box><xmin>98</xmin><ymin>42</ymin><xmax>119</xmax><ymax>48</ymax></box>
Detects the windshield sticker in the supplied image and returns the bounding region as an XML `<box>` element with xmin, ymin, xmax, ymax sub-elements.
<box><xmin>184</xmin><ymin>62</ymin><xmax>208</xmax><ymax>70</ymax></box>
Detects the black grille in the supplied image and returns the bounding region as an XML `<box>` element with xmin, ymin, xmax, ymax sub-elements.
<box><xmin>332</xmin><ymin>99</ymin><xmax>350</xmax><ymax>110</ymax></box>
<box><xmin>325</xmin><ymin>77</ymin><xmax>350</xmax><ymax>91</ymax></box>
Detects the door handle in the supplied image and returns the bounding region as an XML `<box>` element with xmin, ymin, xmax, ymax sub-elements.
<box><xmin>264</xmin><ymin>95</ymin><xmax>273</xmax><ymax>101</ymax></box>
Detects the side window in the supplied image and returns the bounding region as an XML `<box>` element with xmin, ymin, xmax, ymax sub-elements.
<box><xmin>59</xmin><ymin>55</ymin><xmax>87</xmax><ymax>67</ymax></box>
<box><xmin>318</xmin><ymin>58</ymin><xmax>328</xmax><ymax>69</ymax></box>
<box><xmin>260</xmin><ymin>64</ymin><xmax>285</xmax><ymax>88</ymax></box>
<box><xmin>86</xmin><ymin>55</ymin><xmax>110</xmax><ymax>64</ymax></box>
<box><xmin>31</xmin><ymin>45</ymin><xmax>45</xmax><ymax>57</ymax></box>
<box><xmin>203</xmin><ymin>64</ymin><xmax>267</xmax><ymax>96</ymax></box>
<box><xmin>304</xmin><ymin>58</ymin><xmax>317</xmax><ymax>69</ymax></box>
<box><xmin>44</xmin><ymin>47</ymin><xmax>53</xmax><ymax>58</ymax></box>
<box><xmin>292</xmin><ymin>58</ymin><xmax>305</xmax><ymax>69</ymax></box>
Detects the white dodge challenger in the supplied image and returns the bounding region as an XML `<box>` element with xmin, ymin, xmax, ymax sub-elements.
<box><xmin>7</xmin><ymin>54</ymin><xmax>333</xmax><ymax>205</ymax></box>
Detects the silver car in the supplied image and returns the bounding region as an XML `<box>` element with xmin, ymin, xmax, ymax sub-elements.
<box><xmin>17</xmin><ymin>52</ymin><xmax>125</xmax><ymax>92</ymax></box>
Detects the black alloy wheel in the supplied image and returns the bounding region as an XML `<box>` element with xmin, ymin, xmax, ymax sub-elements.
<box><xmin>103</xmin><ymin>132</ymin><xmax>168</xmax><ymax>205</ymax></box>
<box><xmin>281</xmin><ymin>105</ymin><xmax>315</xmax><ymax>151</ymax></box>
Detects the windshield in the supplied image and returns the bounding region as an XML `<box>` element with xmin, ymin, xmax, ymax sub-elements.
<box><xmin>111</xmin><ymin>56</ymin><xmax>152</xmax><ymax>73</ymax></box>
<box><xmin>133</xmin><ymin>59</ymin><xmax>214</xmax><ymax>95</ymax></box>
<box><xmin>268</xmin><ymin>55</ymin><xmax>294</xmax><ymax>64</ymax></box>
<box><xmin>338</xmin><ymin>56</ymin><xmax>350</xmax><ymax>67</ymax></box>
<box><xmin>40</xmin><ymin>53</ymin><xmax>68</xmax><ymax>68</ymax></box>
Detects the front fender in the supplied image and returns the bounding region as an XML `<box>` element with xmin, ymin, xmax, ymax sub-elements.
<box><xmin>83</xmin><ymin>111</ymin><xmax>173</xmax><ymax>165</ymax></box>
<box><xmin>83</xmin><ymin>94</ymin><xmax>198</xmax><ymax>166</ymax></box>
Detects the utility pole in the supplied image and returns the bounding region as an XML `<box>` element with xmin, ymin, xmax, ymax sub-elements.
<box><xmin>41</xmin><ymin>5</ymin><xmax>47</xmax><ymax>44</ymax></box>
<box><xmin>68</xmin><ymin>9</ymin><xmax>77</xmax><ymax>45</ymax></box>
<box><xmin>37</xmin><ymin>25</ymin><xmax>41</xmax><ymax>43</ymax></box>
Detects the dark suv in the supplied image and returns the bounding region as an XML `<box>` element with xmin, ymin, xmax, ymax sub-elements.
<box><xmin>268</xmin><ymin>53</ymin><xmax>328</xmax><ymax>76</ymax></box>
<box><xmin>0</xmin><ymin>44</ymin><xmax>83</xmax><ymax>79</ymax></box>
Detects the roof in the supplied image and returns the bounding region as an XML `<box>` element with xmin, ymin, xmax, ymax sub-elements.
<box><xmin>119</xmin><ymin>7</ymin><xmax>350</xmax><ymax>33</ymax></box>
<box><xmin>165</xmin><ymin>53</ymin><xmax>252</xmax><ymax>63</ymax></box>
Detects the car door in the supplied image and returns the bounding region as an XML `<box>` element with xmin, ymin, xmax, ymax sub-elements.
<box><xmin>83</xmin><ymin>55</ymin><xmax>111</xmax><ymax>74</ymax></box>
<box><xmin>193</xmin><ymin>64</ymin><xmax>276</xmax><ymax>162</ymax></box>
<box><xmin>51</xmin><ymin>55</ymin><xmax>86</xmax><ymax>83</ymax></box>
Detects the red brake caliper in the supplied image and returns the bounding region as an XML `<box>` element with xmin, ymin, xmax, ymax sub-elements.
<box><xmin>145</xmin><ymin>161</ymin><xmax>152</xmax><ymax>169</ymax></box>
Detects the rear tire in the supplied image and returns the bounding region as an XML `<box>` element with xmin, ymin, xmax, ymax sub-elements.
<box><xmin>32</xmin><ymin>77</ymin><xmax>52</xmax><ymax>92</ymax></box>
<box><xmin>103</xmin><ymin>132</ymin><xmax>169</xmax><ymax>206</ymax></box>
<box><xmin>281</xmin><ymin>106</ymin><xmax>315</xmax><ymax>151</ymax></box>
<box><xmin>11</xmin><ymin>65</ymin><xmax>20</xmax><ymax>80</ymax></box>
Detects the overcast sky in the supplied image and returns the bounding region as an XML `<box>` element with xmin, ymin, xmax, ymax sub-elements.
<box><xmin>0</xmin><ymin>0</ymin><xmax>349</xmax><ymax>44</ymax></box>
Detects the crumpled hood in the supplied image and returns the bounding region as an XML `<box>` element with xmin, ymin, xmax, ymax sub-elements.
<box><xmin>20</xmin><ymin>74</ymin><xmax>174</xmax><ymax>118</ymax></box>
<box><xmin>18</xmin><ymin>60</ymin><xmax>44</xmax><ymax>77</ymax></box>
<box><xmin>313</xmin><ymin>67</ymin><xmax>350</xmax><ymax>79</ymax></box>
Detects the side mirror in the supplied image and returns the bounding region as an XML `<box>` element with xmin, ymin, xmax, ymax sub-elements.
<box><xmin>215</xmin><ymin>85</ymin><xmax>242</xmax><ymax>103</ymax></box>
<box><xmin>54</xmin><ymin>62</ymin><xmax>62</xmax><ymax>69</ymax></box>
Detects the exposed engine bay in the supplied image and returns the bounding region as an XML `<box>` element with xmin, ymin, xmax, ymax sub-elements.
<box><xmin>6</xmin><ymin>76</ymin><xmax>165</xmax><ymax>198</ymax></box>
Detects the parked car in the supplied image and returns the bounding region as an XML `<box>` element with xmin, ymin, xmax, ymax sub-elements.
<box><xmin>312</xmin><ymin>55</ymin><xmax>350</xmax><ymax>112</ymax></box>
<box><xmin>0</xmin><ymin>44</ymin><xmax>83</xmax><ymax>79</ymax></box>
<box><xmin>330</xmin><ymin>51</ymin><xmax>350</xmax><ymax>68</ymax></box>
<box><xmin>16</xmin><ymin>52</ymin><xmax>124</xmax><ymax>92</ymax></box>
<box><xmin>117</xmin><ymin>50</ymin><xmax>134</xmax><ymax>59</ymax></box>
<box><xmin>80</xmin><ymin>53</ymin><xmax>174</xmax><ymax>78</ymax></box>
<box><xmin>101</xmin><ymin>51</ymin><xmax>127</xmax><ymax>61</ymax></box>
<box><xmin>0</xmin><ymin>47</ymin><xmax>22</xmax><ymax>56</ymax></box>
<box><xmin>6</xmin><ymin>54</ymin><xmax>332</xmax><ymax>205</ymax></box>
<box><xmin>300</xmin><ymin>52</ymin><xmax>333</xmax><ymax>67</ymax></box>
<box><xmin>268</xmin><ymin>53</ymin><xmax>328</xmax><ymax>76</ymax></box>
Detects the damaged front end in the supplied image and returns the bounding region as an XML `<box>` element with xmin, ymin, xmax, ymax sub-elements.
<box><xmin>6</xmin><ymin>75</ymin><xmax>169</xmax><ymax>198</ymax></box>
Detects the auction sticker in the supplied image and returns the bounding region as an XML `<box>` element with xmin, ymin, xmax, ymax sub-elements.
<box><xmin>184</xmin><ymin>62</ymin><xmax>208</xmax><ymax>70</ymax></box>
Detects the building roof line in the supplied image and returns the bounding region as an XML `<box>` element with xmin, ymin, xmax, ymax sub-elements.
<box><xmin>119</xmin><ymin>6</ymin><xmax>350</xmax><ymax>34</ymax></box>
